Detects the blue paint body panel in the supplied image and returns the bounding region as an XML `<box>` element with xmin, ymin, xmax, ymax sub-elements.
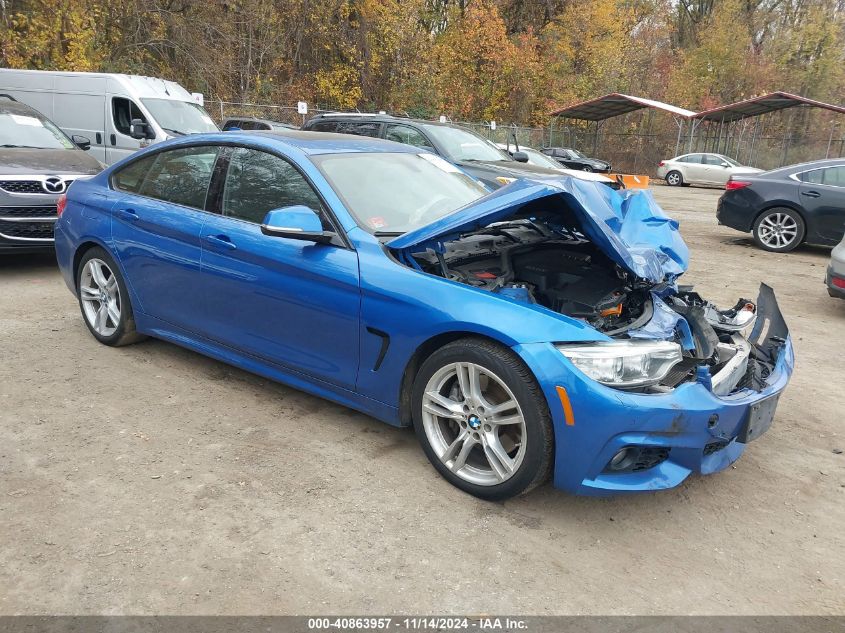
<box><xmin>54</xmin><ymin>132</ymin><xmax>793</xmax><ymax>496</ymax></box>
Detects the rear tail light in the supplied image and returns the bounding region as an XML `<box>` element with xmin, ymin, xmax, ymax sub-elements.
<box><xmin>658</xmin><ymin>161</ymin><xmax>665</xmax><ymax>167</ymax></box>
<box><xmin>56</xmin><ymin>193</ymin><xmax>68</xmax><ymax>217</ymax></box>
<box><xmin>832</xmin><ymin>277</ymin><xmax>845</xmax><ymax>289</ymax></box>
<box><xmin>725</xmin><ymin>180</ymin><xmax>751</xmax><ymax>191</ymax></box>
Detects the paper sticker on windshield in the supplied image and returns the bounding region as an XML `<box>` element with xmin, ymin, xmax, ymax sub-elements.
<box><xmin>10</xmin><ymin>114</ymin><xmax>43</xmax><ymax>127</ymax></box>
<box><xmin>368</xmin><ymin>216</ymin><xmax>387</xmax><ymax>229</ymax></box>
<box><xmin>418</xmin><ymin>153</ymin><xmax>460</xmax><ymax>173</ymax></box>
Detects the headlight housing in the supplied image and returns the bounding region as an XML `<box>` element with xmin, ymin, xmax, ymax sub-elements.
<box><xmin>556</xmin><ymin>340</ymin><xmax>682</xmax><ymax>388</ymax></box>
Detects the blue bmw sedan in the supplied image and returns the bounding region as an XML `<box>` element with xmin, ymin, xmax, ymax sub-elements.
<box><xmin>54</xmin><ymin>131</ymin><xmax>793</xmax><ymax>499</ymax></box>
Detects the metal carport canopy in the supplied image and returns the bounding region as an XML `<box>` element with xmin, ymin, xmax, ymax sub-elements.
<box><xmin>549</xmin><ymin>93</ymin><xmax>696</xmax><ymax>120</ymax></box>
<box><xmin>693</xmin><ymin>91</ymin><xmax>845</xmax><ymax>122</ymax></box>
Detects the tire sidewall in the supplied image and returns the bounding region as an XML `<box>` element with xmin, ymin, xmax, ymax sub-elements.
<box><xmin>76</xmin><ymin>247</ymin><xmax>135</xmax><ymax>345</ymax></box>
<box><xmin>411</xmin><ymin>340</ymin><xmax>553</xmax><ymax>501</ymax></box>
<box><xmin>752</xmin><ymin>208</ymin><xmax>805</xmax><ymax>252</ymax></box>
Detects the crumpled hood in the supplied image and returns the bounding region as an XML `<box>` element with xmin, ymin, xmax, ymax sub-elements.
<box><xmin>387</xmin><ymin>176</ymin><xmax>689</xmax><ymax>284</ymax></box>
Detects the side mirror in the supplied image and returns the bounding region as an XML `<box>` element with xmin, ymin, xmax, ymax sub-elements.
<box><xmin>720</xmin><ymin>162</ymin><xmax>730</xmax><ymax>168</ymax></box>
<box><xmin>71</xmin><ymin>135</ymin><xmax>91</xmax><ymax>151</ymax></box>
<box><xmin>512</xmin><ymin>151</ymin><xmax>529</xmax><ymax>163</ymax></box>
<box><xmin>260</xmin><ymin>206</ymin><xmax>336</xmax><ymax>244</ymax></box>
<box><xmin>130</xmin><ymin>118</ymin><xmax>155</xmax><ymax>140</ymax></box>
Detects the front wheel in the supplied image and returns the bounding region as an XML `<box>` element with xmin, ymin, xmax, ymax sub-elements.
<box><xmin>76</xmin><ymin>247</ymin><xmax>144</xmax><ymax>346</ymax></box>
<box><xmin>752</xmin><ymin>207</ymin><xmax>805</xmax><ymax>252</ymax></box>
<box><xmin>411</xmin><ymin>338</ymin><xmax>554</xmax><ymax>500</ymax></box>
<box><xmin>581</xmin><ymin>165</ymin><xmax>593</xmax><ymax>172</ymax></box>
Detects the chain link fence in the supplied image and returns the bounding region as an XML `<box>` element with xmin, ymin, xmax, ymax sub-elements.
<box><xmin>206</xmin><ymin>100</ymin><xmax>845</xmax><ymax>176</ymax></box>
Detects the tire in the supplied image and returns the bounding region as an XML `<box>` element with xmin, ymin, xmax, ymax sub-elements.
<box><xmin>411</xmin><ymin>337</ymin><xmax>554</xmax><ymax>501</ymax></box>
<box><xmin>76</xmin><ymin>246</ymin><xmax>145</xmax><ymax>346</ymax></box>
<box><xmin>665</xmin><ymin>170</ymin><xmax>683</xmax><ymax>186</ymax></box>
<box><xmin>752</xmin><ymin>207</ymin><xmax>805</xmax><ymax>253</ymax></box>
<box><xmin>581</xmin><ymin>165</ymin><xmax>593</xmax><ymax>172</ymax></box>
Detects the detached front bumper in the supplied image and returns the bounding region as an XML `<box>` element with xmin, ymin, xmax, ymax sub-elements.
<box><xmin>515</xmin><ymin>286</ymin><xmax>794</xmax><ymax>496</ymax></box>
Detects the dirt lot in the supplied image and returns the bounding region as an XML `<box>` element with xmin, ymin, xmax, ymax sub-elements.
<box><xmin>1</xmin><ymin>185</ymin><xmax>843</xmax><ymax>615</ymax></box>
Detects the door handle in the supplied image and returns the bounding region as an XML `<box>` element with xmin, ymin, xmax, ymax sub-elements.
<box><xmin>116</xmin><ymin>208</ymin><xmax>139</xmax><ymax>221</ymax></box>
<box><xmin>801</xmin><ymin>190</ymin><xmax>821</xmax><ymax>198</ymax></box>
<box><xmin>205</xmin><ymin>234</ymin><xmax>237</xmax><ymax>250</ymax></box>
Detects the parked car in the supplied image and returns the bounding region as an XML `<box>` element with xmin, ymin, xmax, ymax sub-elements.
<box><xmin>54</xmin><ymin>131</ymin><xmax>792</xmax><ymax>500</ymax></box>
<box><xmin>657</xmin><ymin>152</ymin><xmax>761</xmax><ymax>187</ymax></box>
<box><xmin>302</xmin><ymin>113</ymin><xmax>567</xmax><ymax>189</ymax></box>
<box><xmin>0</xmin><ymin>95</ymin><xmax>102</xmax><ymax>254</ymax></box>
<box><xmin>826</xmin><ymin>234</ymin><xmax>845</xmax><ymax>299</ymax></box>
<box><xmin>222</xmin><ymin>116</ymin><xmax>298</xmax><ymax>131</ymax></box>
<box><xmin>540</xmin><ymin>147</ymin><xmax>611</xmax><ymax>173</ymax></box>
<box><xmin>717</xmin><ymin>158</ymin><xmax>845</xmax><ymax>252</ymax></box>
<box><xmin>0</xmin><ymin>68</ymin><xmax>219</xmax><ymax>165</ymax></box>
<box><xmin>495</xmin><ymin>143</ymin><xmax>617</xmax><ymax>186</ymax></box>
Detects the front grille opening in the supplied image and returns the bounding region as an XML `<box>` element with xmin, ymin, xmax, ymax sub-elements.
<box><xmin>0</xmin><ymin>219</ymin><xmax>55</xmax><ymax>239</ymax></box>
<box><xmin>0</xmin><ymin>206</ymin><xmax>58</xmax><ymax>219</ymax></box>
<box><xmin>0</xmin><ymin>180</ymin><xmax>44</xmax><ymax>194</ymax></box>
<box><xmin>603</xmin><ymin>446</ymin><xmax>670</xmax><ymax>474</ymax></box>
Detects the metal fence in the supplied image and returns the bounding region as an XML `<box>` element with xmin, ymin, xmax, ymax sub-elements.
<box><xmin>207</xmin><ymin>100</ymin><xmax>845</xmax><ymax>176</ymax></box>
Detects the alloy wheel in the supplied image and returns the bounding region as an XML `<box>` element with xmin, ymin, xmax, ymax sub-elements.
<box><xmin>79</xmin><ymin>258</ymin><xmax>121</xmax><ymax>337</ymax></box>
<box><xmin>758</xmin><ymin>212</ymin><xmax>799</xmax><ymax>249</ymax></box>
<box><xmin>421</xmin><ymin>362</ymin><xmax>527</xmax><ymax>486</ymax></box>
<box><xmin>666</xmin><ymin>171</ymin><xmax>681</xmax><ymax>186</ymax></box>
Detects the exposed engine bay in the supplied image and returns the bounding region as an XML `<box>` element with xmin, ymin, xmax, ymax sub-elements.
<box><xmin>402</xmin><ymin>218</ymin><xmax>785</xmax><ymax>394</ymax></box>
<box><xmin>410</xmin><ymin>221</ymin><xmax>654</xmax><ymax>335</ymax></box>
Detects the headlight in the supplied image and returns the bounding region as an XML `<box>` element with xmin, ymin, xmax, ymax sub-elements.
<box><xmin>556</xmin><ymin>340</ymin><xmax>682</xmax><ymax>388</ymax></box>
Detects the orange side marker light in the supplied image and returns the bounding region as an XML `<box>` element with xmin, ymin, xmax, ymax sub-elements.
<box><xmin>556</xmin><ymin>386</ymin><xmax>575</xmax><ymax>426</ymax></box>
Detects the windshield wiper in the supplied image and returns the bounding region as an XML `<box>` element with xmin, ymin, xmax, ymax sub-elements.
<box><xmin>374</xmin><ymin>230</ymin><xmax>404</xmax><ymax>237</ymax></box>
<box><xmin>161</xmin><ymin>127</ymin><xmax>187</xmax><ymax>137</ymax></box>
<box><xmin>0</xmin><ymin>144</ymin><xmax>47</xmax><ymax>148</ymax></box>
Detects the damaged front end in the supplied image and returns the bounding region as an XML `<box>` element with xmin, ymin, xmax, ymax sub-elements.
<box><xmin>388</xmin><ymin>177</ymin><xmax>788</xmax><ymax>400</ymax></box>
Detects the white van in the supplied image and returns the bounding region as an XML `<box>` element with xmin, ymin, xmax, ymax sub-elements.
<box><xmin>0</xmin><ymin>69</ymin><xmax>219</xmax><ymax>164</ymax></box>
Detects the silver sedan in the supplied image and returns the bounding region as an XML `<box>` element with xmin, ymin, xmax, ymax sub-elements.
<box><xmin>826</xmin><ymin>234</ymin><xmax>845</xmax><ymax>299</ymax></box>
<box><xmin>657</xmin><ymin>152</ymin><xmax>762</xmax><ymax>187</ymax></box>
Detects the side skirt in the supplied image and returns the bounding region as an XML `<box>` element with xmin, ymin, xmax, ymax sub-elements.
<box><xmin>134</xmin><ymin>312</ymin><xmax>403</xmax><ymax>427</ymax></box>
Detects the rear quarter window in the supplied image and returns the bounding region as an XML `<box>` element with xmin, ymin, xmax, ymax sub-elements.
<box><xmin>112</xmin><ymin>154</ymin><xmax>157</xmax><ymax>193</ymax></box>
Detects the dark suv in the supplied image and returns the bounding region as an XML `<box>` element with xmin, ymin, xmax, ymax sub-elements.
<box><xmin>0</xmin><ymin>95</ymin><xmax>102</xmax><ymax>253</ymax></box>
<box><xmin>222</xmin><ymin>116</ymin><xmax>298</xmax><ymax>131</ymax></box>
<box><xmin>302</xmin><ymin>113</ymin><xmax>567</xmax><ymax>189</ymax></box>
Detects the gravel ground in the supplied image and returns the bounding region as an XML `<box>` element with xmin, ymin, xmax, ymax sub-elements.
<box><xmin>1</xmin><ymin>185</ymin><xmax>843</xmax><ymax>615</ymax></box>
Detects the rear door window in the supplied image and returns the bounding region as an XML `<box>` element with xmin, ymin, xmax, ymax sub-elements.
<box><xmin>221</xmin><ymin>147</ymin><xmax>326</xmax><ymax>225</ymax></box>
<box><xmin>136</xmin><ymin>146</ymin><xmax>220</xmax><ymax>209</ymax></box>
<box><xmin>821</xmin><ymin>166</ymin><xmax>845</xmax><ymax>187</ymax></box>
<box><xmin>679</xmin><ymin>154</ymin><xmax>703</xmax><ymax>164</ymax></box>
<box><xmin>384</xmin><ymin>124</ymin><xmax>434</xmax><ymax>150</ymax></box>
<box><xmin>112</xmin><ymin>97</ymin><xmax>147</xmax><ymax>136</ymax></box>
<box><xmin>334</xmin><ymin>121</ymin><xmax>382</xmax><ymax>137</ymax></box>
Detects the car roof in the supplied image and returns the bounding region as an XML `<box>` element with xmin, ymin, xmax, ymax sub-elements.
<box><xmin>759</xmin><ymin>157</ymin><xmax>845</xmax><ymax>177</ymax></box>
<box><xmin>220</xmin><ymin>130</ymin><xmax>424</xmax><ymax>155</ymax></box>
<box><xmin>306</xmin><ymin>112</ymin><xmax>464</xmax><ymax>129</ymax></box>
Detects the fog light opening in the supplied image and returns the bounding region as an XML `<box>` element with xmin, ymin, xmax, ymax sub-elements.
<box><xmin>603</xmin><ymin>446</ymin><xmax>671</xmax><ymax>474</ymax></box>
<box><xmin>608</xmin><ymin>447</ymin><xmax>637</xmax><ymax>471</ymax></box>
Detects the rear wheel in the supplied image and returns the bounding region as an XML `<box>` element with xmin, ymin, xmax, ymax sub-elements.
<box><xmin>411</xmin><ymin>338</ymin><xmax>554</xmax><ymax>500</ymax></box>
<box><xmin>76</xmin><ymin>247</ymin><xmax>144</xmax><ymax>346</ymax></box>
<box><xmin>665</xmin><ymin>170</ymin><xmax>683</xmax><ymax>186</ymax></box>
<box><xmin>752</xmin><ymin>207</ymin><xmax>805</xmax><ymax>252</ymax></box>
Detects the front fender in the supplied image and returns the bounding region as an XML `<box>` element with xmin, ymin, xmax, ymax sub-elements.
<box><xmin>352</xmin><ymin>234</ymin><xmax>606</xmax><ymax>409</ymax></box>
